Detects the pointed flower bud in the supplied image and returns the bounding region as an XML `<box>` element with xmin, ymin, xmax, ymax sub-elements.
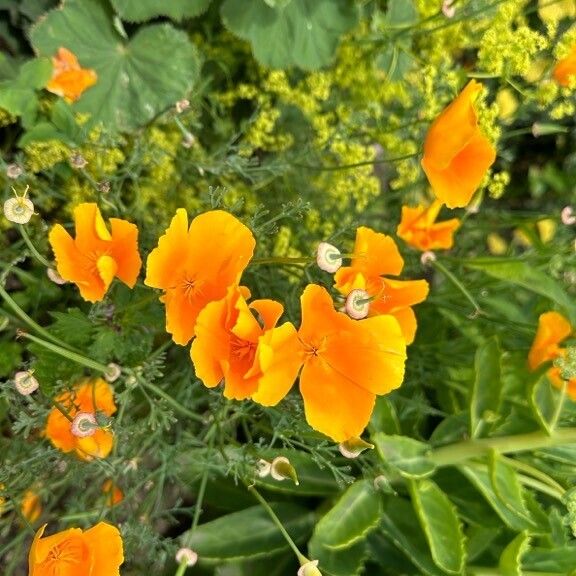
<box><xmin>338</xmin><ymin>436</ymin><xmax>374</xmax><ymax>459</ymax></box>
<box><xmin>345</xmin><ymin>289</ymin><xmax>371</xmax><ymax>320</ymax></box>
<box><xmin>14</xmin><ymin>370</ymin><xmax>39</xmax><ymax>395</ymax></box>
<box><xmin>70</xmin><ymin>412</ymin><xmax>98</xmax><ymax>438</ymax></box>
<box><xmin>316</xmin><ymin>242</ymin><xmax>342</xmax><ymax>273</ymax></box>
<box><xmin>176</xmin><ymin>547</ymin><xmax>198</xmax><ymax>567</ymax></box>
<box><xmin>373</xmin><ymin>475</ymin><xmax>397</xmax><ymax>495</ymax></box>
<box><xmin>4</xmin><ymin>186</ymin><xmax>34</xmax><ymax>224</ymax></box>
<box><xmin>298</xmin><ymin>560</ymin><xmax>322</xmax><ymax>576</ymax></box>
<box><xmin>270</xmin><ymin>456</ymin><xmax>299</xmax><ymax>485</ymax></box>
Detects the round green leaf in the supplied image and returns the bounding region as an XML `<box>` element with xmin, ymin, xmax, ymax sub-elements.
<box><xmin>110</xmin><ymin>0</ymin><xmax>213</xmax><ymax>22</ymax></box>
<box><xmin>30</xmin><ymin>0</ymin><xmax>200</xmax><ymax>132</ymax></box>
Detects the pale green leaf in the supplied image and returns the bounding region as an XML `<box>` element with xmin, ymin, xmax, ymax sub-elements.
<box><xmin>523</xmin><ymin>547</ymin><xmax>576</xmax><ymax>573</ymax></box>
<box><xmin>408</xmin><ymin>478</ymin><xmax>466</xmax><ymax>574</ymax></box>
<box><xmin>529</xmin><ymin>371</ymin><xmax>557</xmax><ymax>434</ymax></box>
<box><xmin>111</xmin><ymin>0</ymin><xmax>212</xmax><ymax>22</ymax></box>
<box><xmin>499</xmin><ymin>531</ymin><xmax>531</xmax><ymax>576</ymax></box>
<box><xmin>373</xmin><ymin>433</ymin><xmax>436</xmax><ymax>478</ymax></box>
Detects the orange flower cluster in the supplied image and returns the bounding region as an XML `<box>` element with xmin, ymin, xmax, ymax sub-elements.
<box><xmin>46</xmin><ymin>47</ymin><xmax>97</xmax><ymax>103</ymax></box>
<box><xmin>49</xmin><ymin>203</ymin><xmax>141</xmax><ymax>303</ymax></box>
<box><xmin>45</xmin><ymin>378</ymin><xmax>116</xmax><ymax>460</ymax></box>
<box><xmin>528</xmin><ymin>311</ymin><xmax>576</xmax><ymax>400</ymax></box>
<box><xmin>28</xmin><ymin>522</ymin><xmax>123</xmax><ymax>576</ymax></box>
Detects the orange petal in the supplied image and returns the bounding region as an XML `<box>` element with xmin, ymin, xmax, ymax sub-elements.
<box><xmin>388</xmin><ymin>306</ymin><xmax>418</xmax><ymax>345</ymax></box>
<box><xmin>553</xmin><ymin>45</ymin><xmax>576</xmax><ymax>86</ymax></box>
<box><xmin>74</xmin><ymin>379</ymin><xmax>117</xmax><ymax>416</ymax></box>
<box><xmin>84</xmin><ymin>522</ymin><xmax>124</xmax><ymax>575</ymax></box>
<box><xmin>250</xmin><ymin>299</ymin><xmax>284</xmax><ymax>331</ymax></box>
<box><xmin>45</xmin><ymin>405</ymin><xmax>77</xmax><ymax>453</ymax></box>
<box><xmin>528</xmin><ymin>311</ymin><xmax>572</xmax><ymax>370</ymax></box>
<box><xmin>109</xmin><ymin>218</ymin><xmax>141</xmax><ymax>287</ymax></box>
<box><xmin>30</xmin><ymin>526</ymin><xmax>87</xmax><ymax>571</ymax></box>
<box><xmin>76</xmin><ymin>429</ymin><xmax>114</xmax><ymax>460</ymax></box>
<box><xmin>97</xmin><ymin>255</ymin><xmax>118</xmax><ymax>292</ymax></box>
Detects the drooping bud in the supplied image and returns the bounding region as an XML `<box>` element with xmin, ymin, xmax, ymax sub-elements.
<box><xmin>14</xmin><ymin>371</ymin><xmax>39</xmax><ymax>395</ymax></box>
<box><xmin>176</xmin><ymin>547</ymin><xmax>198</xmax><ymax>567</ymax></box>
<box><xmin>270</xmin><ymin>456</ymin><xmax>299</xmax><ymax>485</ymax></box>
<box><xmin>4</xmin><ymin>186</ymin><xmax>34</xmax><ymax>224</ymax></box>
<box><xmin>345</xmin><ymin>289</ymin><xmax>371</xmax><ymax>320</ymax></box>
<box><xmin>256</xmin><ymin>459</ymin><xmax>272</xmax><ymax>478</ymax></box>
<box><xmin>338</xmin><ymin>436</ymin><xmax>374</xmax><ymax>459</ymax></box>
<box><xmin>316</xmin><ymin>242</ymin><xmax>342</xmax><ymax>273</ymax></box>
<box><xmin>298</xmin><ymin>560</ymin><xmax>322</xmax><ymax>576</ymax></box>
<box><xmin>70</xmin><ymin>412</ymin><xmax>98</xmax><ymax>438</ymax></box>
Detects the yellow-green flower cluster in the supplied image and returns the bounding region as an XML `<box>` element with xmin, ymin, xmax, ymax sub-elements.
<box><xmin>487</xmin><ymin>171</ymin><xmax>510</xmax><ymax>200</ymax></box>
<box><xmin>24</xmin><ymin>140</ymin><xmax>71</xmax><ymax>173</ymax></box>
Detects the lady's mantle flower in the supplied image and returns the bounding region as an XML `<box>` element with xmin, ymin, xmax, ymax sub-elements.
<box><xmin>421</xmin><ymin>80</ymin><xmax>496</xmax><ymax>208</ymax></box>
<box><xmin>45</xmin><ymin>378</ymin><xmax>117</xmax><ymax>460</ymax></box>
<box><xmin>397</xmin><ymin>200</ymin><xmax>460</xmax><ymax>251</ymax></box>
<box><xmin>49</xmin><ymin>203</ymin><xmax>141</xmax><ymax>303</ymax></box>
<box><xmin>553</xmin><ymin>45</ymin><xmax>576</xmax><ymax>87</ymax></box>
<box><xmin>191</xmin><ymin>286</ymin><xmax>301</xmax><ymax>404</ymax></box>
<box><xmin>28</xmin><ymin>522</ymin><xmax>123</xmax><ymax>576</ymax></box>
<box><xmin>46</xmin><ymin>47</ymin><xmax>97</xmax><ymax>103</ymax></box>
<box><xmin>334</xmin><ymin>227</ymin><xmax>429</xmax><ymax>344</ymax></box>
<box><xmin>145</xmin><ymin>209</ymin><xmax>256</xmax><ymax>345</ymax></box>
<box><xmin>296</xmin><ymin>284</ymin><xmax>406</xmax><ymax>442</ymax></box>
<box><xmin>529</xmin><ymin>311</ymin><xmax>576</xmax><ymax>399</ymax></box>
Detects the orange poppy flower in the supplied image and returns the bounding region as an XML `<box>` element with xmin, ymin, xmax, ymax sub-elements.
<box><xmin>297</xmin><ymin>284</ymin><xmax>406</xmax><ymax>442</ymax></box>
<box><xmin>528</xmin><ymin>311</ymin><xmax>576</xmax><ymax>399</ymax></box>
<box><xmin>553</xmin><ymin>44</ymin><xmax>576</xmax><ymax>87</ymax></box>
<box><xmin>191</xmin><ymin>286</ymin><xmax>302</xmax><ymax>404</ymax></box>
<box><xmin>49</xmin><ymin>203</ymin><xmax>141</xmax><ymax>303</ymax></box>
<box><xmin>46</xmin><ymin>47</ymin><xmax>97</xmax><ymax>103</ymax></box>
<box><xmin>145</xmin><ymin>209</ymin><xmax>256</xmax><ymax>345</ymax></box>
<box><xmin>45</xmin><ymin>378</ymin><xmax>116</xmax><ymax>460</ymax></box>
<box><xmin>421</xmin><ymin>80</ymin><xmax>497</xmax><ymax>208</ymax></box>
<box><xmin>334</xmin><ymin>227</ymin><xmax>429</xmax><ymax>344</ymax></box>
<box><xmin>397</xmin><ymin>200</ymin><xmax>460</xmax><ymax>251</ymax></box>
<box><xmin>21</xmin><ymin>490</ymin><xmax>42</xmax><ymax>523</ymax></box>
<box><xmin>102</xmin><ymin>480</ymin><xmax>123</xmax><ymax>507</ymax></box>
<box><xmin>28</xmin><ymin>522</ymin><xmax>123</xmax><ymax>576</ymax></box>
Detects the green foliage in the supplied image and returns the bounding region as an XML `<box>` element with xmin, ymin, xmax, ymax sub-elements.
<box><xmin>220</xmin><ymin>0</ymin><xmax>358</xmax><ymax>70</ymax></box>
<box><xmin>30</xmin><ymin>0</ymin><xmax>200</xmax><ymax>132</ymax></box>
<box><xmin>499</xmin><ymin>531</ymin><xmax>531</xmax><ymax>576</ymax></box>
<box><xmin>373</xmin><ymin>433</ymin><xmax>436</xmax><ymax>478</ymax></box>
<box><xmin>110</xmin><ymin>0</ymin><xmax>212</xmax><ymax>22</ymax></box>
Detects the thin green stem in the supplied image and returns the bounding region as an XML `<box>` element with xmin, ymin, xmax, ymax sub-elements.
<box><xmin>500</xmin><ymin>455</ymin><xmax>565</xmax><ymax>497</ymax></box>
<box><xmin>293</xmin><ymin>152</ymin><xmax>418</xmax><ymax>172</ymax></box>
<box><xmin>248</xmin><ymin>485</ymin><xmax>308</xmax><ymax>565</ymax></box>
<box><xmin>251</xmin><ymin>256</ymin><xmax>312</xmax><ymax>266</ymax></box>
<box><xmin>430</xmin><ymin>428</ymin><xmax>576</xmax><ymax>467</ymax></box>
<box><xmin>174</xmin><ymin>561</ymin><xmax>189</xmax><ymax>576</ymax></box>
<box><xmin>139</xmin><ymin>380</ymin><xmax>205</xmax><ymax>423</ymax></box>
<box><xmin>550</xmin><ymin>380</ymin><xmax>567</xmax><ymax>431</ymax></box>
<box><xmin>18</xmin><ymin>225</ymin><xmax>52</xmax><ymax>268</ymax></box>
<box><xmin>18</xmin><ymin>332</ymin><xmax>108</xmax><ymax>374</ymax></box>
<box><xmin>432</xmin><ymin>259</ymin><xmax>484</xmax><ymax>317</ymax></box>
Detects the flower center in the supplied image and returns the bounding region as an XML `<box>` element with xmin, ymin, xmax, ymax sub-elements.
<box><xmin>230</xmin><ymin>336</ymin><xmax>256</xmax><ymax>361</ymax></box>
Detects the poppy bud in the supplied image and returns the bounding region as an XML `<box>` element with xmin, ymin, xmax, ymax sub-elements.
<box><xmin>270</xmin><ymin>457</ymin><xmax>299</xmax><ymax>485</ymax></box>
<box><xmin>70</xmin><ymin>412</ymin><xmax>98</xmax><ymax>438</ymax></box>
<box><xmin>338</xmin><ymin>436</ymin><xmax>374</xmax><ymax>459</ymax></box>
<box><xmin>316</xmin><ymin>242</ymin><xmax>342</xmax><ymax>273</ymax></box>
<box><xmin>14</xmin><ymin>371</ymin><xmax>39</xmax><ymax>395</ymax></box>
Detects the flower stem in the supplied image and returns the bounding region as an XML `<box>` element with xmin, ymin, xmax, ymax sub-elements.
<box><xmin>247</xmin><ymin>485</ymin><xmax>308</xmax><ymax>565</ymax></box>
<box><xmin>429</xmin><ymin>427</ymin><xmax>576</xmax><ymax>467</ymax></box>
<box><xmin>550</xmin><ymin>380</ymin><xmax>567</xmax><ymax>431</ymax></box>
<box><xmin>139</xmin><ymin>380</ymin><xmax>205</xmax><ymax>423</ymax></box>
<box><xmin>18</xmin><ymin>331</ymin><xmax>109</xmax><ymax>374</ymax></box>
<box><xmin>18</xmin><ymin>224</ymin><xmax>52</xmax><ymax>268</ymax></box>
<box><xmin>251</xmin><ymin>256</ymin><xmax>311</xmax><ymax>266</ymax></box>
<box><xmin>174</xmin><ymin>561</ymin><xmax>189</xmax><ymax>576</ymax></box>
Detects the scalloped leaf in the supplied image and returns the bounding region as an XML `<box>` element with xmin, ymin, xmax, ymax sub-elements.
<box><xmin>30</xmin><ymin>0</ymin><xmax>199</xmax><ymax>132</ymax></box>
<box><xmin>220</xmin><ymin>0</ymin><xmax>359</xmax><ymax>70</ymax></box>
<box><xmin>110</xmin><ymin>0</ymin><xmax>212</xmax><ymax>22</ymax></box>
<box><xmin>373</xmin><ymin>433</ymin><xmax>436</xmax><ymax>478</ymax></box>
<box><xmin>499</xmin><ymin>531</ymin><xmax>531</xmax><ymax>576</ymax></box>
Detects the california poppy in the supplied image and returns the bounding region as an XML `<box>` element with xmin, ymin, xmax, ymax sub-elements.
<box><xmin>421</xmin><ymin>80</ymin><xmax>496</xmax><ymax>208</ymax></box>
<box><xmin>28</xmin><ymin>522</ymin><xmax>123</xmax><ymax>576</ymax></box>
<box><xmin>553</xmin><ymin>44</ymin><xmax>576</xmax><ymax>87</ymax></box>
<box><xmin>145</xmin><ymin>209</ymin><xmax>256</xmax><ymax>345</ymax></box>
<box><xmin>334</xmin><ymin>227</ymin><xmax>429</xmax><ymax>344</ymax></box>
<box><xmin>529</xmin><ymin>311</ymin><xmax>576</xmax><ymax>400</ymax></box>
<box><xmin>46</xmin><ymin>47</ymin><xmax>97</xmax><ymax>103</ymax></box>
<box><xmin>45</xmin><ymin>378</ymin><xmax>116</xmax><ymax>460</ymax></box>
<box><xmin>191</xmin><ymin>286</ymin><xmax>301</xmax><ymax>404</ymax></box>
<box><xmin>397</xmin><ymin>200</ymin><xmax>460</xmax><ymax>251</ymax></box>
<box><xmin>296</xmin><ymin>284</ymin><xmax>406</xmax><ymax>442</ymax></box>
<box><xmin>102</xmin><ymin>480</ymin><xmax>123</xmax><ymax>507</ymax></box>
<box><xmin>49</xmin><ymin>203</ymin><xmax>141</xmax><ymax>303</ymax></box>
<box><xmin>21</xmin><ymin>490</ymin><xmax>42</xmax><ymax>523</ymax></box>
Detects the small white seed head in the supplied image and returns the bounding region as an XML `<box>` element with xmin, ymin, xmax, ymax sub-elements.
<box><xmin>176</xmin><ymin>548</ymin><xmax>198</xmax><ymax>567</ymax></box>
<box><xmin>256</xmin><ymin>459</ymin><xmax>272</xmax><ymax>478</ymax></box>
<box><xmin>561</xmin><ymin>206</ymin><xmax>576</xmax><ymax>226</ymax></box>
<box><xmin>14</xmin><ymin>371</ymin><xmax>39</xmax><ymax>395</ymax></box>
<box><xmin>70</xmin><ymin>153</ymin><xmax>88</xmax><ymax>169</ymax></box>
<box><xmin>6</xmin><ymin>164</ymin><xmax>23</xmax><ymax>179</ymax></box>
<box><xmin>175</xmin><ymin>99</ymin><xmax>190</xmax><ymax>114</ymax></box>
<box><xmin>70</xmin><ymin>412</ymin><xmax>98</xmax><ymax>438</ymax></box>
<box><xmin>316</xmin><ymin>242</ymin><xmax>342</xmax><ymax>273</ymax></box>
<box><xmin>47</xmin><ymin>268</ymin><xmax>67</xmax><ymax>285</ymax></box>
<box><xmin>420</xmin><ymin>250</ymin><xmax>437</xmax><ymax>266</ymax></box>
<box><xmin>105</xmin><ymin>363</ymin><xmax>122</xmax><ymax>383</ymax></box>
<box><xmin>345</xmin><ymin>289</ymin><xmax>371</xmax><ymax>320</ymax></box>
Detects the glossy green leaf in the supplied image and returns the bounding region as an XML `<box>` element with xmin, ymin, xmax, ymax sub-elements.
<box><xmin>408</xmin><ymin>478</ymin><xmax>465</xmax><ymax>574</ymax></box>
<box><xmin>499</xmin><ymin>531</ymin><xmax>531</xmax><ymax>576</ymax></box>
<box><xmin>182</xmin><ymin>503</ymin><xmax>315</xmax><ymax>562</ymax></box>
<box><xmin>111</xmin><ymin>0</ymin><xmax>212</xmax><ymax>22</ymax></box>
<box><xmin>30</xmin><ymin>0</ymin><xmax>200</xmax><ymax>132</ymax></box>
<box><xmin>523</xmin><ymin>547</ymin><xmax>576</xmax><ymax>573</ymax></box>
<box><xmin>373</xmin><ymin>433</ymin><xmax>436</xmax><ymax>478</ymax></box>
<box><xmin>529</xmin><ymin>371</ymin><xmax>557</xmax><ymax>434</ymax></box>
<box><xmin>311</xmin><ymin>541</ymin><xmax>367</xmax><ymax>576</ymax></box>
<box><xmin>378</xmin><ymin>498</ymin><xmax>447</xmax><ymax>576</ymax></box>
<box><xmin>470</xmin><ymin>337</ymin><xmax>503</xmax><ymax>438</ymax></box>
<box><xmin>221</xmin><ymin>0</ymin><xmax>358</xmax><ymax>70</ymax></box>
<box><xmin>466</xmin><ymin>259</ymin><xmax>576</xmax><ymax>324</ymax></box>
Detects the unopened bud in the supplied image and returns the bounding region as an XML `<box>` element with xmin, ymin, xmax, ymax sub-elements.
<box><xmin>105</xmin><ymin>363</ymin><xmax>122</xmax><ymax>383</ymax></box>
<box><xmin>270</xmin><ymin>456</ymin><xmax>299</xmax><ymax>485</ymax></box>
<box><xmin>47</xmin><ymin>268</ymin><xmax>67</xmax><ymax>285</ymax></box>
<box><xmin>176</xmin><ymin>547</ymin><xmax>198</xmax><ymax>567</ymax></box>
<box><xmin>298</xmin><ymin>560</ymin><xmax>322</xmax><ymax>576</ymax></box>
<box><xmin>442</xmin><ymin>0</ymin><xmax>456</xmax><ymax>18</ymax></box>
<box><xmin>70</xmin><ymin>412</ymin><xmax>98</xmax><ymax>438</ymax></box>
<box><xmin>182</xmin><ymin>132</ymin><xmax>196</xmax><ymax>149</ymax></box>
<box><xmin>561</xmin><ymin>206</ymin><xmax>576</xmax><ymax>226</ymax></box>
<box><xmin>97</xmin><ymin>181</ymin><xmax>110</xmax><ymax>194</ymax></box>
<box><xmin>373</xmin><ymin>475</ymin><xmax>396</xmax><ymax>495</ymax></box>
<box><xmin>316</xmin><ymin>242</ymin><xmax>342</xmax><ymax>273</ymax></box>
<box><xmin>175</xmin><ymin>99</ymin><xmax>190</xmax><ymax>114</ymax></box>
<box><xmin>6</xmin><ymin>164</ymin><xmax>22</xmax><ymax>179</ymax></box>
<box><xmin>70</xmin><ymin>153</ymin><xmax>88</xmax><ymax>169</ymax></box>
<box><xmin>420</xmin><ymin>250</ymin><xmax>436</xmax><ymax>266</ymax></box>
<box><xmin>14</xmin><ymin>371</ymin><xmax>39</xmax><ymax>395</ymax></box>
<box><xmin>345</xmin><ymin>289</ymin><xmax>371</xmax><ymax>320</ymax></box>
<box><xmin>338</xmin><ymin>436</ymin><xmax>374</xmax><ymax>459</ymax></box>
<box><xmin>256</xmin><ymin>459</ymin><xmax>272</xmax><ymax>478</ymax></box>
<box><xmin>4</xmin><ymin>186</ymin><xmax>34</xmax><ymax>224</ymax></box>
